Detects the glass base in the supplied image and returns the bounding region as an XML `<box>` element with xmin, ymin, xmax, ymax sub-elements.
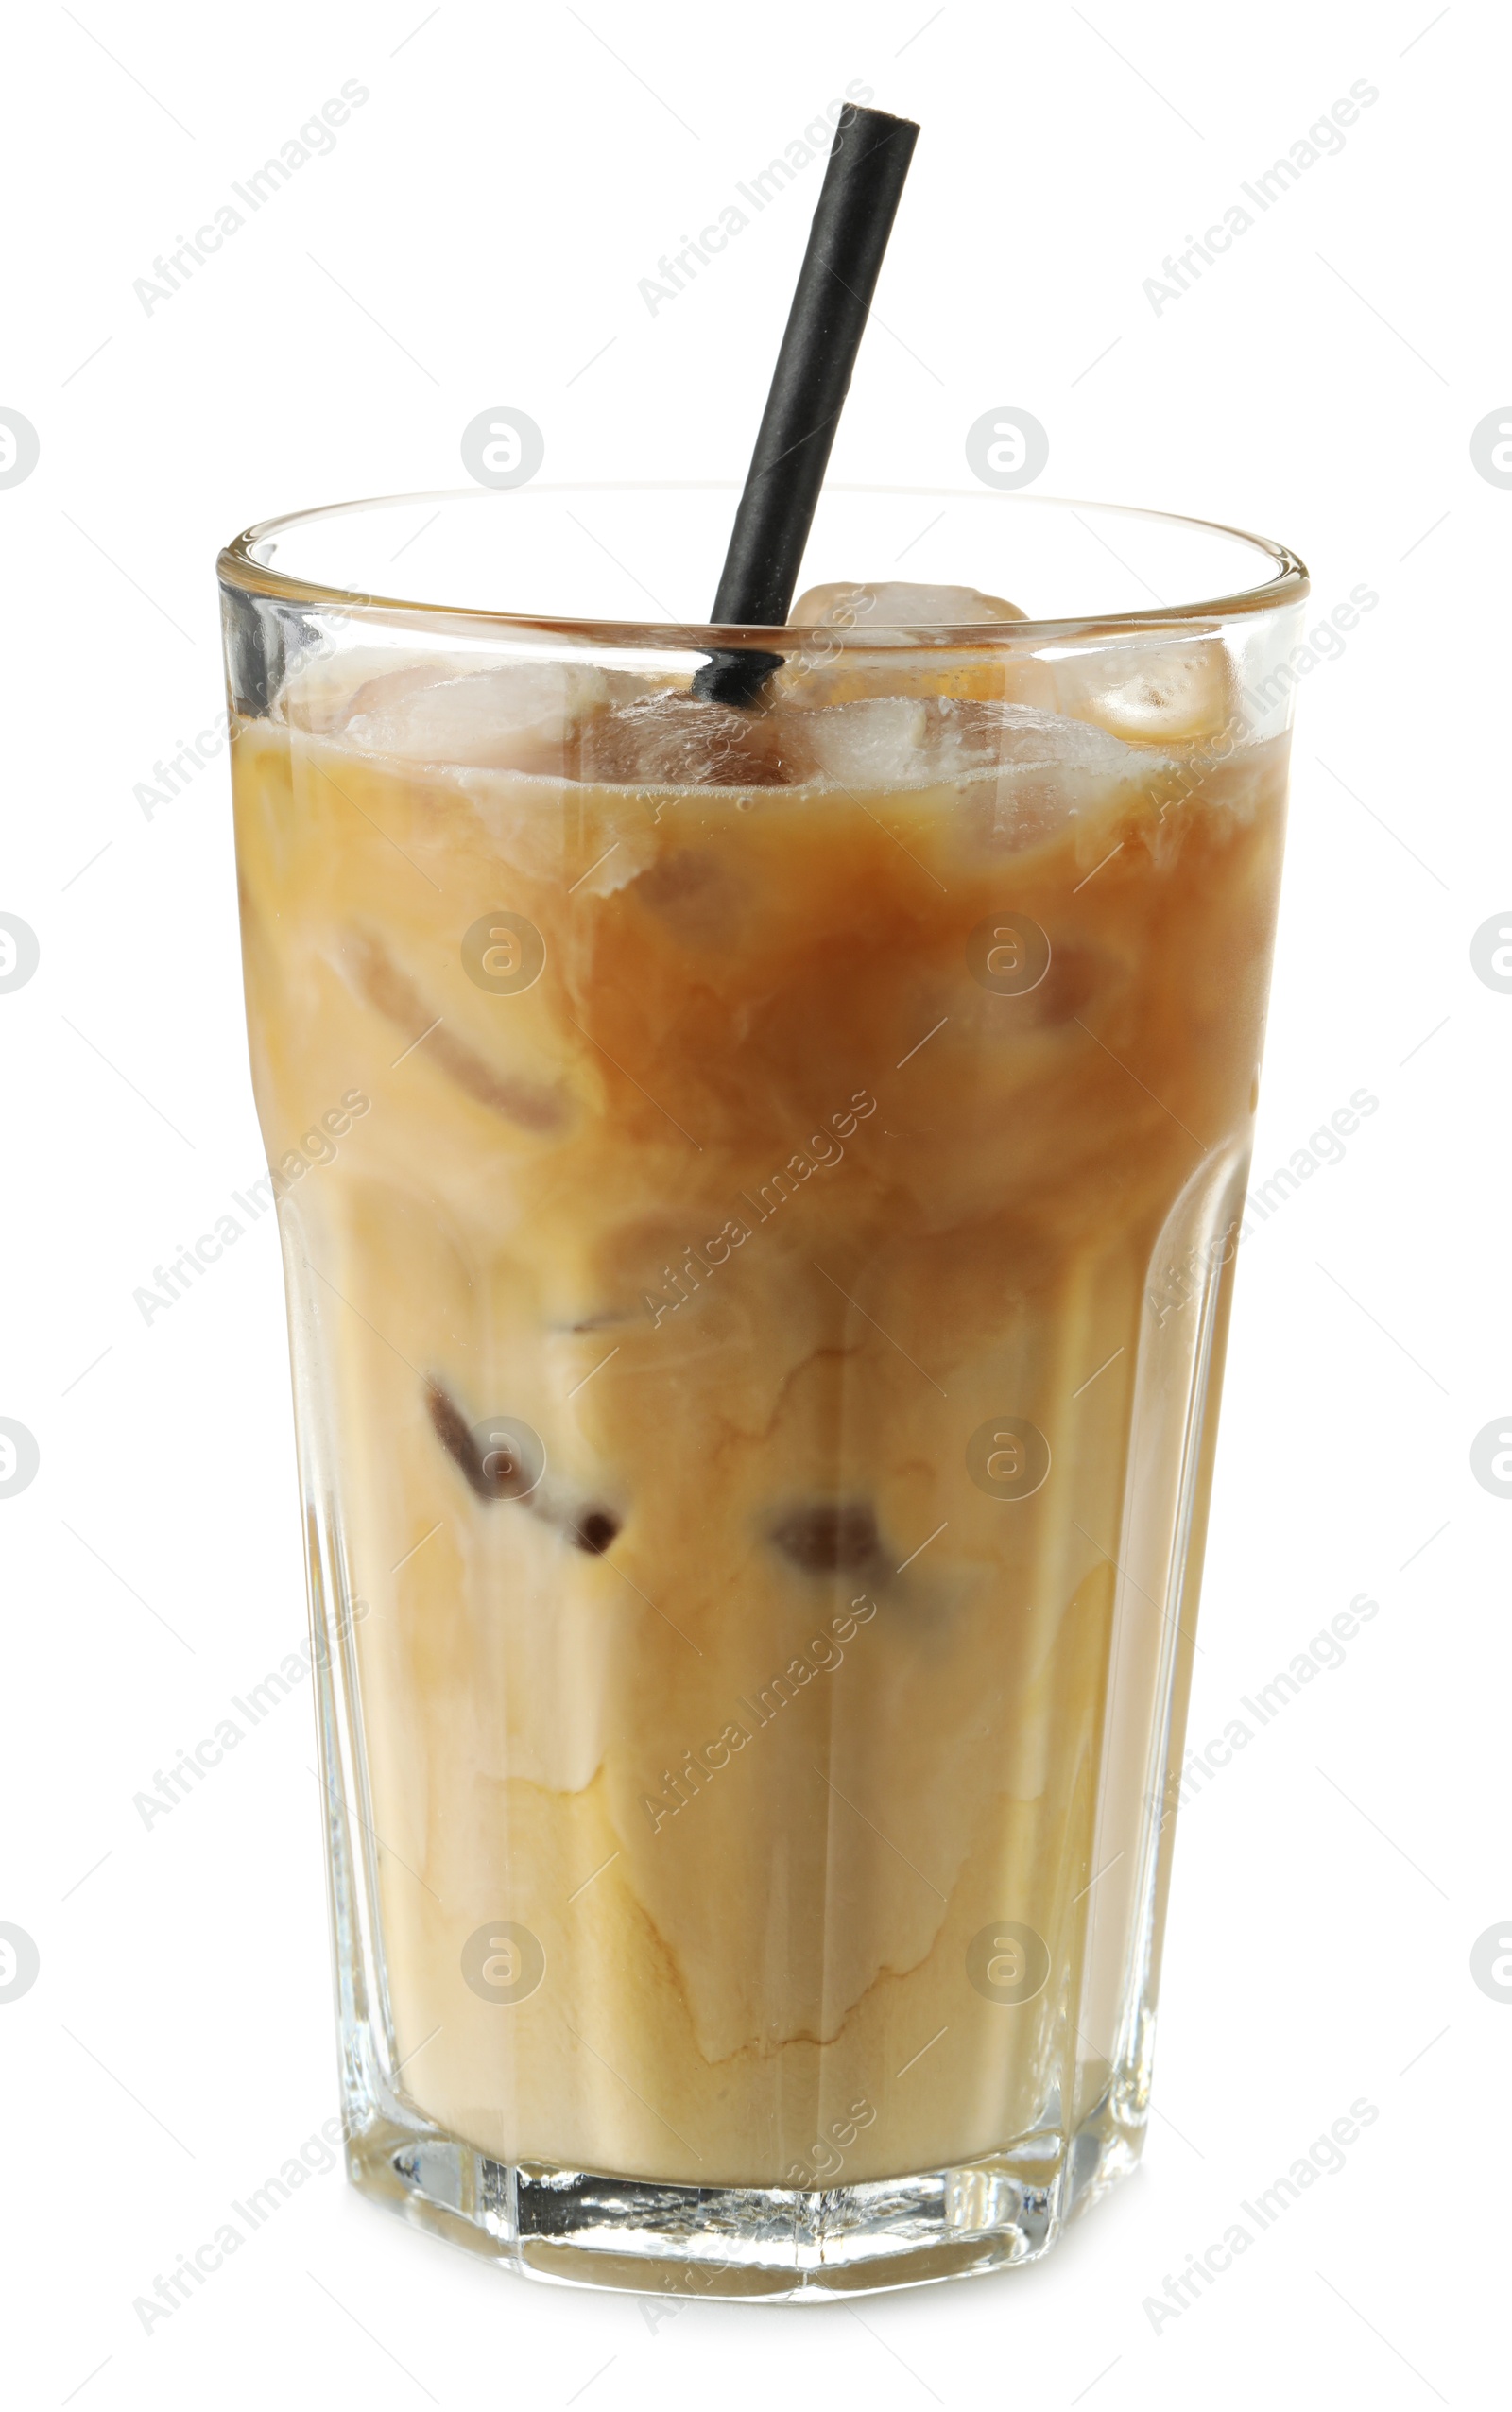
<box><xmin>343</xmin><ymin>2086</ymin><xmax>1143</xmax><ymax>2301</ymax></box>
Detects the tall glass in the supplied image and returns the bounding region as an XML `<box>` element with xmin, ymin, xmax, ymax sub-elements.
<box><xmin>218</xmin><ymin>488</ymin><xmax>1306</xmax><ymax>2299</ymax></box>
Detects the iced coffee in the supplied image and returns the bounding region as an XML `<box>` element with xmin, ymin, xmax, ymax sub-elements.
<box><xmin>223</xmin><ymin>512</ymin><xmax>1302</xmax><ymax>2295</ymax></box>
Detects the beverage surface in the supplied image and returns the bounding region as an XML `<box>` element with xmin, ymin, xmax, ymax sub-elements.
<box><xmin>232</xmin><ymin>586</ymin><xmax>1287</xmax><ymax>2185</ymax></box>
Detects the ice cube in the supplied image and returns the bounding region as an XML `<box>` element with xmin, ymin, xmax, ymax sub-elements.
<box><xmin>276</xmin><ymin>646</ymin><xmax>450</xmax><ymax>736</ymax></box>
<box><xmin>929</xmin><ymin>699</ymin><xmax>1153</xmax><ymax>851</ymax></box>
<box><xmin>778</xmin><ymin>582</ymin><xmax>1052</xmax><ymax>711</ymax></box>
<box><xmin>925</xmin><ymin>698</ymin><xmax>1138</xmax><ymax>781</ymax></box>
<box><xmin>1054</xmin><ymin>633</ymin><xmax>1232</xmax><ymax>747</ymax></box>
<box><xmin>790</xmin><ymin>580</ymin><xmax>1028</xmax><ymax>630</ymax></box>
<box><xmin>803</xmin><ymin>696</ymin><xmax>927</xmax><ymax>787</ymax></box>
<box><xmin>578</xmin><ymin>689</ymin><xmax>811</xmax><ymax>788</ymax></box>
<box><xmin>829</xmin><ymin>697</ymin><xmax>1165</xmax><ymax>858</ymax></box>
<box><xmin>337</xmin><ymin>658</ymin><xmax>609</xmax><ymax>772</ymax></box>
<box><xmin>802</xmin><ymin>692</ymin><xmax>1160</xmax><ymax>857</ymax></box>
<box><xmin>810</xmin><ymin>695</ymin><xmax>1138</xmax><ymax>789</ymax></box>
<box><xmin>342</xmin><ymin>926</ymin><xmax>569</xmax><ymax>1133</ymax></box>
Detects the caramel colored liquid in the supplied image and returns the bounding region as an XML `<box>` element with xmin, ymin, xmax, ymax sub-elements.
<box><xmin>232</xmin><ymin>656</ymin><xmax>1286</xmax><ymax>2187</ymax></box>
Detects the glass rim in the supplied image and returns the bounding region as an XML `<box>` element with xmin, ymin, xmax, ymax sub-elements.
<box><xmin>217</xmin><ymin>481</ymin><xmax>1310</xmax><ymax>649</ymax></box>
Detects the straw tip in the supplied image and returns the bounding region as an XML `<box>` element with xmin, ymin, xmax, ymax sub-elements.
<box><xmin>837</xmin><ymin>103</ymin><xmax>921</xmax><ymax>146</ymax></box>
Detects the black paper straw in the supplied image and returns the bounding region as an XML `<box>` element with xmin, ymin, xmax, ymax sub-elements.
<box><xmin>693</xmin><ymin>104</ymin><xmax>919</xmax><ymax>706</ymax></box>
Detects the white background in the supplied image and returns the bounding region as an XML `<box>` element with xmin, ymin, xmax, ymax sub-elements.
<box><xmin>2</xmin><ymin>2</ymin><xmax>1504</xmax><ymax>2405</ymax></box>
